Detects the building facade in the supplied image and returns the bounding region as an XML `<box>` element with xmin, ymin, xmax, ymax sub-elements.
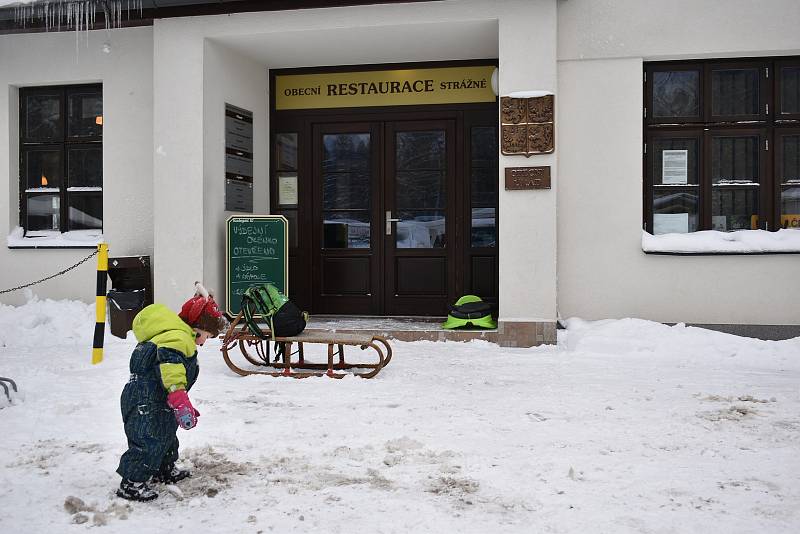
<box><xmin>1</xmin><ymin>0</ymin><xmax>798</xmax><ymax>344</ymax></box>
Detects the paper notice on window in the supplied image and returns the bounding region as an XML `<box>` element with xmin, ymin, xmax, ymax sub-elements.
<box><xmin>662</xmin><ymin>150</ymin><xmax>688</xmax><ymax>185</ymax></box>
<box><xmin>653</xmin><ymin>213</ymin><xmax>689</xmax><ymax>235</ymax></box>
<box><xmin>278</xmin><ymin>174</ymin><xmax>298</xmax><ymax>206</ymax></box>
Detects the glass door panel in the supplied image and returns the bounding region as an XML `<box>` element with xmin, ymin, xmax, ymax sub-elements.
<box><xmin>394</xmin><ymin>130</ymin><xmax>447</xmax><ymax>249</ymax></box>
<box><xmin>322</xmin><ymin>132</ymin><xmax>372</xmax><ymax>249</ymax></box>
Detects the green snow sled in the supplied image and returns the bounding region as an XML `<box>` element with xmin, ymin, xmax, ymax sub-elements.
<box><xmin>441</xmin><ymin>295</ymin><xmax>497</xmax><ymax>330</ymax></box>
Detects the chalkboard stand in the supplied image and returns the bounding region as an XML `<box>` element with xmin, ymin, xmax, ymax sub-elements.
<box><xmin>225</xmin><ymin>215</ymin><xmax>288</xmax><ymax>317</ymax></box>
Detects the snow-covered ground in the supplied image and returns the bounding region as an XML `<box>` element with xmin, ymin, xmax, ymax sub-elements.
<box><xmin>1</xmin><ymin>296</ymin><xmax>799</xmax><ymax>533</ymax></box>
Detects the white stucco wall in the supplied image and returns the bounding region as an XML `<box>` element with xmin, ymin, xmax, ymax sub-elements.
<box><xmin>202</xmin><ymin>40</ymin><xmax>269</xmax><ymax>306</ymax></box>
<box><xmin>0</xmin><ymin>27</ymin><xmax>153</xmax><ymax>306</ymax></box>
<box><xmin>557</xmin><ymin>0</ymin><xmax>800</xmax><ymax>324</ymax></box>
<box><xmin>498</xmin><ymin>0</ymin><xmax>557</xmax><ymax>322</ymax></box>
<box><xmin>153</xmin><ymin>0</ymin><xmax>558</xmax><ymax>322</ymax></box>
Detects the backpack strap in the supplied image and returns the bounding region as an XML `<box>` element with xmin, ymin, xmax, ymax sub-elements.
<box><xmin>240</xmin><ymin>284</ymin><xmax>283</xmax><ymax>341</ymax></box>
<box><xmin>241</xmin><ymin>289</ymin><xmax>268</xmax><ymax>340</ymax></box>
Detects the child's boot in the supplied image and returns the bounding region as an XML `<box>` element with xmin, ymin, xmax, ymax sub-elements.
<box><xmin>116</xmin><ymin>478</ymin><xmax>158</xmax><ymax>501</ymax></box>
<box><xmin>152</xmin><ymin>463</ymin><xmax>191</xmax><ymax>484</ymax></box>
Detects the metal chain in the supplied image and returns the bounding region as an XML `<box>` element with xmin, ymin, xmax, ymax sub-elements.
<box><xmin>0</xmin><ymin>249</ymin><xmax>99</xmax><ymax>295</ymax></box>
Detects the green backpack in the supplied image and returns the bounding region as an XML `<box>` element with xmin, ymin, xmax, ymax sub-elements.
<box><xmin>241</xmin><ymin>283</ymin><xmax>307</xmax><ymax>340</ymax></box>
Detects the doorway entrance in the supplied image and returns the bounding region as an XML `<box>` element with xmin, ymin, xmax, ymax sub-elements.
<box><xmin>312</xmin><ymin>119</ymin><xmax>456</xmax><ymax>315</ymax></box>
<box><xmin>270</xmin><ymin>61</ymin><xmax>499</xmax><ymax>318</ymax></box>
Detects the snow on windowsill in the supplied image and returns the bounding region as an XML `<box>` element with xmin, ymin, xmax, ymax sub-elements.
<box><xmin>642</xmin><ymin>229</ymin><xmax>800</xmax><ymax>254</ymax></box>
<box><xmin>7</xmin><ymin>227</ymin><xmax>103</xmax><ymax>248</ymax></box>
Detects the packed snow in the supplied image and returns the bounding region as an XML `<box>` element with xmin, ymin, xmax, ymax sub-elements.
<box><xmin>6</xmin><ymin>226</ymin><xmax>104</xmax><ymax>248</ymax></box>
<box><xmin>1</xmin><ymin>295</ymin><xmax>799</xmax><ymax>533</ymax></box>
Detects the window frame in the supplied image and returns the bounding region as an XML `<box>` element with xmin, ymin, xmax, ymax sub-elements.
<box><xmin>644</xmin><ymin>57</ymin><xmax>799</xmax><ymax>235</ymax></box>
<box><xmin>646</xmin><ymin>63</ymin><xmax>704</xmax><ymax>125</ymax></box>
<box><xmin>18</xmin><ymin>83</ymin><xmax>103</xmax><ymax>237</ymax></box>
<box><xmin>705</xmin><ymin>60</ymin><xmax>768</xmax><ymax>123</ymax></box>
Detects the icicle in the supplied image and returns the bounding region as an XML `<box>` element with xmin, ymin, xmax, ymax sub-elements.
<box><xmin>12</xmin><ymin>0</ymin><xmax>142</xmax><ymax>35</ymax></box>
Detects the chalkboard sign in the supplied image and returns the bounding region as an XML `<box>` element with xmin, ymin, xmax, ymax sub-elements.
<box><xmin>225</xmin><ymin>215</ymin><xmax>288</xmax><ymax>316</ymax></box>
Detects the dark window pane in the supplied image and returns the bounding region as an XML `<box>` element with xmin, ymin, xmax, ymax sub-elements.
<box><xmin>323</xmin><ymin>172</ymin><xmax>370</xmax><ymax>209</ymax></box>
<box><xmin>711</xmin><ymin>68</ymin><xmax>759</xmax><ymax>117</ymax></box>
<box><xmin>471</xmin><ymin>126</ymin><xmax>498</xmax><ymax>209</ymax></box>
<box><xmin>652</xmin><ymin>71</ymin><xmax>700</xmax><ymax>118</ymax></box>
<box><xmin>275</xmin><ymin>133</ymin><xmax>298</xmax><ymax>171</ymax></box>
<box><xmin>396</xmin><ymin>131</ymin><xmax>445</xmax><ymax>170</ymax></box>
<box><xmin>782</xmin><ymin>135</ymin><xmax>800</xmax><ymax>182</ymax></box>
<box><xmin>322</xmin><ymin>133</ymin><xmax>371</xmax><ymax>211</ymax></box>
<box><xmin>396</xmin><ymin>210</ymin><xmax>445</xmax><ymax>248</ymax></box>
<box><xmin>396</xmin><ymin>171</ymin><xmax>445</xmax><ymax>209</ymax></box>
<box><xmin>781</xmin><ymin>187</ymin><xmax>800</xmax><ymax>228</ymax></box>
<box><xmin>711</xmin><ymin>136</ymin><xmax>759</xmax><ymax>184</ymax></box>
<box><xmin>68</xmin><ymin>146</ymin><xmax>102</xmax><ymax>188</ymax></box>
<box><xmin>651</xmin><ymin>138</ymin><xmax>699</xmax><ymax>185</ymax></box>
<box><xmin>323</xmin><ymin>211</ymin><xmax>370</xmax><ymax>248</ymax></box>
<box><xmin>279</xmin><ymin>210</ymin><xmax>299</xmax><ymax>248</ymax></box>
<box><xmin>24</xmin><ymin>149</ymin><xmax>62</xmax><ymax>190</ymax></box>
<box><xmin>24</xmin><ymin>93</ymin><xmax>62</xmax><ymax>140</ymax></box>
<box><xmin>471</xmin><ymin>126</ymin><xmax>497</xmax><ymax>163</ymax></box>
<box><xmin>780</xmin><ymin>66</ymin><xmax>800</xmax><ymax>115</ymax></box>
<box><xmin>323</xmin><ymin>133</ymin><xmax>370</xmax><ymax>172</ymax></box>
<box><xmin>712</xmin><ymin>188</ymin><xmax>758</xmax><ymax>231</ymax></box>
<box><xmin>652</xmin><ymin>187</ymin><xmax>699</xmax><ymax>234</ymax></box>
<box><xmin>68</xmin><ymin>193</ymin><xmax>102</xmax><ymax>230</ymax></box>
<box><xmin>471</xmin><ymin>167</ymin><xmax>497</xmax><ymax>206</ymax></box>
<box><xmin>67</xmin><ymin>90</ymin><xmax>103</xmax><ymax>137</ymax></box>
<box><xmin>26</xmin><ymin>194</ymin><xmax>60</xmax><ymax>231</ymax></box>
<box><xmin>471</xmin><ymin>207</ymin><xmax>496</xmax><ymax>247</ymax></box>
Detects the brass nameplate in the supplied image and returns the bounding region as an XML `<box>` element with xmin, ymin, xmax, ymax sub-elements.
<box><xmin>276</xmin><ymin>66</ymin><xmax>496</xmax><ymax>110</ymax></box>
<box><xmin>500</xmin><ymin>94</ymin><xmax>555</xmax><ymax>156</ymax></box>
<box><xmin>505</xmin><ymin>167</ymin><xmax>551</xmax><ymax>190</ymax></box>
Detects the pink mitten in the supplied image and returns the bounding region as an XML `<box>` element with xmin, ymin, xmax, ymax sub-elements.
<box><xmin>167</xmin><ymin>389</ymin><xmax>199</xmax><ymax>430</ymax></box>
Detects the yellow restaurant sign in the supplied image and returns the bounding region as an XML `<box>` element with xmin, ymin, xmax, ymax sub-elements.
<box><xmin>750</xmin><ymin>214</ymin><xmax>800</xmax><ymax>229</ymax></box>
<box><xmin>275</xmin><ymin>65</ymin><xmax>497</xmax><ymax>110</ymax></box>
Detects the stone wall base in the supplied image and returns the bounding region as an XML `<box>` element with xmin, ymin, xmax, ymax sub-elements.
<box><xmin>496</xmin><ymin>320</ymin><xmax>557</xmax><ymax>347</ymax></box>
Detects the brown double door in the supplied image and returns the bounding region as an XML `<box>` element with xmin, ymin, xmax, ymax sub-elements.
<box><xmin>312</xmin><ymin>119</ymin><xmax>456</xmax><ymax>316</ymax></box>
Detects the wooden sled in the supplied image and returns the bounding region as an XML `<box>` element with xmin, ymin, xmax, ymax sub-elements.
<box><xmin>220</xmin><ymin>311</ymin><xmax>392</xmax><ymax>379</ymax></box>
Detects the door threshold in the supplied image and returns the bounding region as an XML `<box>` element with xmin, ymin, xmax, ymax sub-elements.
<box><xmin>303</xmin><ymin>314</ymin><xmax>498</xmax><ymax>343</ymax></box>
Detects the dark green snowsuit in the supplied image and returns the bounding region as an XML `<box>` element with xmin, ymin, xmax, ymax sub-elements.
<box><xmin>116</xmin><ymin>304</ymin><xmax>199</xmax><ymax>482</ymax></box>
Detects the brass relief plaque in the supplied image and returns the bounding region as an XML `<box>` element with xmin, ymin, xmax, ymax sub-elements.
<box><xmin>501</xmin><ymin>94</ymin><xmax>554</xmax><ymax>156</ymax></box>
<box><xmin>505</xmin><ymin>166</ymin><xmax>551</xmax><ymax>190</ymax></box>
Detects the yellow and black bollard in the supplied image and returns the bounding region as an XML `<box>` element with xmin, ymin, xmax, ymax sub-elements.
<box><xmin>92</xmin><ymin>243</ymin><xmax>108</xmax><ymax>365</ymax></box>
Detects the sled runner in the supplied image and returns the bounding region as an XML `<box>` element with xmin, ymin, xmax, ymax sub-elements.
<box><xmin>220</xmin><ymin>311</ymin><xmax>392</xmax><ymax>379</ymax></box>
<box><xmin>0</xmin><ymin>376</ymin><xmax>18</xmax><ymax>404</ymax></box>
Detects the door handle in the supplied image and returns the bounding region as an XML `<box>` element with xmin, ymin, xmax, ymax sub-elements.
<box><xmin>385</xmin><ymin>210</ymin><xmax>400</xmax><ymax>235</ymax></box>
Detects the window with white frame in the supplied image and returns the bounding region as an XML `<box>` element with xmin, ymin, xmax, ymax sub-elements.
<box><xmin>644</xmin><ymin>57</ymin><xmax>800</xmax><ymax>234</ymax></box>
<box><xmin>19</xmin><ymin>84</ymin><xmax>103</xmax><ymax>235</ymax></box>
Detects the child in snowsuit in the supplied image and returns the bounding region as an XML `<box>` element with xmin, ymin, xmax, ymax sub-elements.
<box><xmin>116</xmin><ymin>282</ymin><xmax>227</xmax><ymax>501</ymax></box>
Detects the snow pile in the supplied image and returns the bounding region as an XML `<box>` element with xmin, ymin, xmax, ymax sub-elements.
<box><xmin>0</xmin><ymin>293</ymin><xmax>96</xmax><ymax>348</ymax></box>
<box><xmin>562</xmin><ymin>317</ymin><xmax>800</xmax><ymax>369</ymax></box>
<box><xmin>1</xmin><ymin>297</ymin><xmax>799</xmax><ymax>533</ymax></box>
<box><xmin>642</xmin><ymin>228</ymin><xmax>800</xmax><ymax>254</ymax></box>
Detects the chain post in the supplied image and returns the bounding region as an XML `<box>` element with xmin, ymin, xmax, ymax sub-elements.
<box><xmin>92</xmin><ymin>243</ymin><xmax>109</xmax><ymax>365</ymax></box>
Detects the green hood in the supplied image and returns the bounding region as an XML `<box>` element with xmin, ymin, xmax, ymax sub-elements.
<box><xmin>132</xmin><ymin>303</ymin><xmax>196</xmax><ymax>358</ymax></box>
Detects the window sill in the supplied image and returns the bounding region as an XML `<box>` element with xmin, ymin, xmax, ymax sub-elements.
<box><xmin>7</xmin><ymin>227</ymin><xmax>103</xmax><ymax>249</ymax></box>
<box><xmin>642</xmin><ymin>229</ymin><xmax>800</xmax><ymax>255</ymax></box>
